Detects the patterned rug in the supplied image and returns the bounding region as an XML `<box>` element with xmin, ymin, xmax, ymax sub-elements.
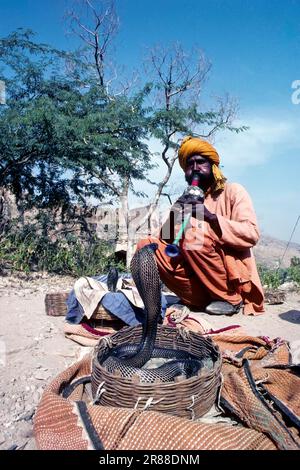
<box><xmin>34</xmin><ymin>329</ymin><xmax>300</xmax><ymax>450</ymax></box>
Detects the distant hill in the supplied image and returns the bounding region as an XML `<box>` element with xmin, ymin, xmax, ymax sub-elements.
<box><xmin>254</xmin><ymin>234</ymin><xmax>300</xmax><ymax>268</ymax></box>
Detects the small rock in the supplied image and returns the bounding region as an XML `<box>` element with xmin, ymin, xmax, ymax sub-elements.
<box><xmin>23</xmin><ymin>409</ymin><xmax>35</xmax><ymax>422</ymax></box>
<box><xmin>279</xmin><ymin>281</ymin><xmax>299</xmax><ymax>292</ymax></box>
<box><xmin>34</xmin><ymin>370</ymin><xmax>50</xmax><ymax>380</ymax></box>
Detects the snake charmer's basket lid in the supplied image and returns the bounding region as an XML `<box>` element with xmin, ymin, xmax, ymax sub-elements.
<box><xmin>91</xmin><ymin>324</ymin><xmax>222</xmax><ymax>420</ymax></box>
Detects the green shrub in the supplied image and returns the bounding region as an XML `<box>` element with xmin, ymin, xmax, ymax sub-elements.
<box><xmin>258</xmin><ymin>261</ymin><xmax>300</xmax><ymax>288</ymax></box>
<box><xmin>287</xmin><ymin>261</ymin><xmax>300</xmax><ymax>285</ymax></box>
<box><xmin>257</xmin><ymin>265</ymin><xmax>287</xmax><ymax>289</ymax></box>
<box><xmin>0</xmin><ymin>222</ymin><xmax>125</xmax><ymax>276</ymax></box>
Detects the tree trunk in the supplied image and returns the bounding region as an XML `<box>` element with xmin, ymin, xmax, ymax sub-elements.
<box><xmin>119</xmin><ymin>177</ymin><xmax>133</xmax><ymax>269</ymax></box>
<box><xmin>0</xmin><ymin>187</ymin><xmax>19</xmax><ymax>233</ymax></box>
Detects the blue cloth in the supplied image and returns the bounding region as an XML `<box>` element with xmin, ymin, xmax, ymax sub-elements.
<box><xmin>66</xmin><ymin>274</ymin><xmax>168</xmax><ymax>326</ymax></box>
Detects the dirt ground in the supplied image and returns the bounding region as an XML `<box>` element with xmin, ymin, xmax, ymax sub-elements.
<box><xmin>0</xmin><ymin>272</ymin><xmax>299</xmax><ymax>451</ymax></box>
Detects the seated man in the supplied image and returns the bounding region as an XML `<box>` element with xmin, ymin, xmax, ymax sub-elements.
<box><xmin>137</xmin><ymin>135</ymin><xmax>264</xmax><ymax>315</ymax></box>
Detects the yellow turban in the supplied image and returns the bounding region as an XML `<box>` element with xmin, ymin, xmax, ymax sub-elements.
<box><xmin>178</xmin><ymin>136</ymin><xmax>226</xmax><ymax>192</ymax></box>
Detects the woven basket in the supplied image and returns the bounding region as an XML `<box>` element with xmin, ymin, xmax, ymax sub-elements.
<box><xmin>264</xmin><ymin>288</ymin><xmax>286</xmax><ymax>305</ymax></box>
<box><xmin>44</xmin><ymin>291</ymin><xmax>124</xmax><ymax>326</ymax></box>
<box><xmin>45</xmin><ymin>292</ymin><xmax>69</xmax><ymax>316</ymax></box>
<box><xmin>92</xmin><ymin>325</ymin><xmax>222</xmax><ymax>420</ymax></box>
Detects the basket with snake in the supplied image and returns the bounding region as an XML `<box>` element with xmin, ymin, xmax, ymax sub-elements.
<box><xmin>91</xmin><ymin>244</ymin><xmax>222</xmax><ymax>420</ymax></box>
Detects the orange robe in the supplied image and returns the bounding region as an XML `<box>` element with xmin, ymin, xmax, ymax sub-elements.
<box><xmin>137</xmin><ymin>182</ymin><xmax>264</xmax><ymax>315</ymax></box>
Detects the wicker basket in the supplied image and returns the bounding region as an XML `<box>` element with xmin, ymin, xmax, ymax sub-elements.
<box><xmin>44</xmin><ymin>291</ymin><xmax>124</xmax><ymax>327</ymax></box>
<box><xmin>45</xmin><ymin>292</ymin><xmax>69</xmax><ymax>316</ymax></box>
<box><xmin>92</xmin><ymin>325</ymin><xmax>222</xmax><ymax>420</ymax></box>
<box><xmin>264</xmin><ymin>288</ymin><xmax>286</xmax><ymax>305</ymax></box>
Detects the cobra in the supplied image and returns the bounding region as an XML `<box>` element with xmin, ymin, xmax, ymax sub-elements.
<box><xmin>100</xmin><ymin>243</ymin><xmax>204</xmax><ymax>383</ymax></box>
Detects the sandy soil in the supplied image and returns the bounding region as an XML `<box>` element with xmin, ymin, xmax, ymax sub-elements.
<box><xmin>0</xmin><ymin>273</ymin><xmax>299</xmax><ymax>450</ymax></box>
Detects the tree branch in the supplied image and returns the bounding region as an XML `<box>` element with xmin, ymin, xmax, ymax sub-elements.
<box><xmin>0</xmin><ymin>149</ymin><xmax>40</xmax><ymax>182</ymax></box>
<box><xmin>91</xmin><ymin>170</ymin><xmax>121</xmax><ymax>197</ymax></box>
<box><xmin>135</xmin><ymin>147</ymin><xmax>178</xmax><ymax>233</ymax></box>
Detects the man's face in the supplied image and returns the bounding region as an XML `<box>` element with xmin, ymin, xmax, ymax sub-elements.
<box><xmin>185</xmin><ymin>154</ymin><xmax>212</xmax><ymax>185</ymax></box>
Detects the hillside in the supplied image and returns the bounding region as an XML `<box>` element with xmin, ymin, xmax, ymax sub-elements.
<box><xmin>254</xmin><ymin>234</ymin><xmax>300</xmax><ymax>268</ymax></box>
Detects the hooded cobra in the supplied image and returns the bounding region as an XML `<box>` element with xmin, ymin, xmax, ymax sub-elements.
<box><xmin>100</xmin><ymin>244</ymin><xmax>204</xmax><ymax>383</ymax></box>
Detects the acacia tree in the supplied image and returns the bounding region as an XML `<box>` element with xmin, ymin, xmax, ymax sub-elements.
<box><xmin>65</xmin><ymin>0</ymin><xmax>155</xmax><ymax>265</ymax></box>
<box><xmin>0</xmin><ymin>30</ymin><xmax>81</xmax><ymax>210</ymax></box>
<box><xmin>65</xmin><ymin>0</ymin><xmax>247</xmax><ymax>266</ymax></box>
<box><xmin>1</xmin><ymin>1</ymin><xmax>248</xmax><ymax>269</ymax></box>
<box><xmin>0</xmin><ymin>28</ymin><xmax>153</xmax><ymax>247</ymax></box>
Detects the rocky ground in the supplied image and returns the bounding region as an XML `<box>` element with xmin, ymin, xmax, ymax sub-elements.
<box><xmin>0</xmin><ymin>273</ymin><xmax>84</xmax><ymax>450</ymax></box>
<box><xmin>0</xmin><ymin>272</ymin><xmax>300</xmax><ymax>451</ymax></box>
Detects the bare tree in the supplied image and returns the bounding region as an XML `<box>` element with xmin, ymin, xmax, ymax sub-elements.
<box><xmin>147</xmin><ymin>43</ymin><xmax>211</xmax><ymax>110</ymax></box>
<box><xmin>64</xmin><ymin>4</ymin><xmax>245</xmax><ymax>267</ymax></box>
<box><xmin>65</xmin><ymin>0</ymin><xmax>119</xmax><ymax>87</ymax></box>
<box><xmin>134</xmin><ymin>44</ymin><xmax>241</xmax><ymax>236</ymax></box>
<box><xmin>64</xmin><ymin>1</ymin><xmax>146</xmax><ymax>267</ymax></box>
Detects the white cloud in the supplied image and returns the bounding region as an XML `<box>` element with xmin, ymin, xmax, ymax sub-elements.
<box><xmin>130</xmin><ymin>113</ymin><xmax>300</xmax><ymax>218</ymax></box>
<box><xmin>215</xmin><ymin>115</ymin><xmax>300</xmax><ymax>169</ymax></box>
<box><xmin>145</xmin><ymin>114</ymin><xmax>300</xmax><ymax>177</ymax></box>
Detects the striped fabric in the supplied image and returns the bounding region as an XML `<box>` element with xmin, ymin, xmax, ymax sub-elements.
<box><xmin>64</xmin><ymin>322</ymin><xmax>116</xmax><ymax>346</ymax></box>
<box><xmin>34</xmin><ymin>334</ymin><xmax>299</xmax><ymax>450</ymax></box>
<box><xmin>34</xmin><ymin>355</ymin><xmax>276</xmax><ymax>451</ymax></box>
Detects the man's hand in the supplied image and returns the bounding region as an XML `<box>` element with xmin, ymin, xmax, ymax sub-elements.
<box><xmin>172</xmin><ymin>194</ymin><xmax>206</xmax><ymax>221</ymax></box>
<box><xmin>171</xmin><ymin>195</ymin><xmax>222</xmax><ymax>236</ymax></box>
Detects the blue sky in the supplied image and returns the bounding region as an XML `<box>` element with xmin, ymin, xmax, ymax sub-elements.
<box><xmin>1</xmin><ymin>0</ymin><xmax>300</xmax><ymax>243</ymax></box>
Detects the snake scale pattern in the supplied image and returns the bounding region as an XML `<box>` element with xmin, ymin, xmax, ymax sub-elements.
<box><xmin>100</xmin><ymin>244</ymin><xmax>204</xmax><ymax>383</ymax></box>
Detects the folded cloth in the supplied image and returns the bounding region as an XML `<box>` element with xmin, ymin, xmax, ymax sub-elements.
<box><xmin>63</xmin><ymin>322</ymin><xmax>117</xmax><ymax>347</ymax></box>
<box><xmin>164</xmin><ymin>307</ymin><xmax>214</xmax><ymax>334</ymax></box>
<box><xmin>66</xmin><ymin>274</ymin><xmax>167</xmax><ymax>326</ymax></box>
<box><xmin>74</xmin><ymin>277</ymin><xmax>107</xmax><ymax>320</ymax></box>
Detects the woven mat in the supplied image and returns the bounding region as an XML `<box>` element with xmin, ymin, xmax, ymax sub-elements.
<box><xmin>34</xmin><ymin>333</ymin><xmax>300</xmax><ymax>450</ymax></box>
